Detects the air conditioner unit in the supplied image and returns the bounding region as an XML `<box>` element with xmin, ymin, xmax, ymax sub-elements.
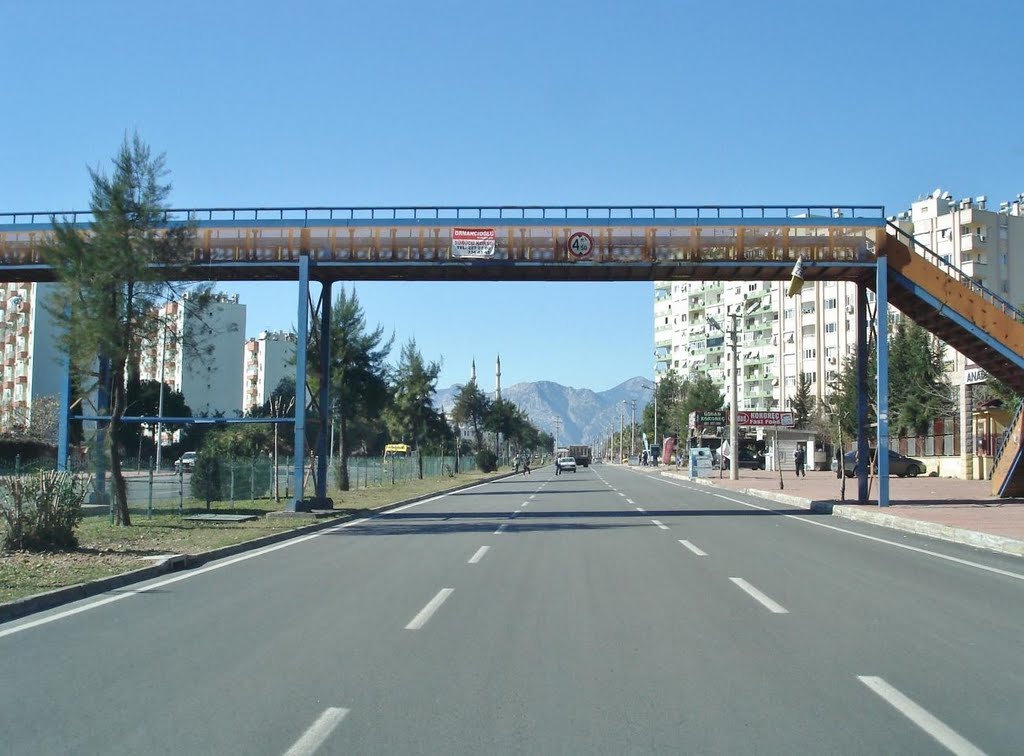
<box><xmin>846</xmin><ymin>304</ymin><xmax>855</xmax><ymax>314</ymax></box>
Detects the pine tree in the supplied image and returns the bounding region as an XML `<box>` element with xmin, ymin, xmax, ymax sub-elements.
<box><xmin>888</xmin><ymin>319</ymin><xmax>953</xmax><ymax>436</ymax></box>
<box><xmin>386</xmin><ymin>339</ymin><xmax>442</xmax><ymax>479</ymax></box>
<box><xmin>42</xmin><ymin>135</ymin><xmax>205</xmax><ymax>525</ymax></box>
<box><xmin>791</xmin><ymin>374</ymin><xmax>816</xmax><ymax>429</ymax></box>
<box><xmin>451</xmin><ymin>380</ymin><xmax>491</xmax><ymax>450</ymax></box>
<box><xmin>307</xmin><ymin>287</ymin><xmax>392</xmax><ymax>491</ymax></box>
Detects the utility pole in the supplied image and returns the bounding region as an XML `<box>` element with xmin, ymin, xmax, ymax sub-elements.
<box><xmin>649</xmin><ymin>381</ymin><xmax>659</xmax><ymax>464</ymax></box>
<box><xmin>726</xmin><ymin>310</ymin><xmax>740</xmax><ymax>481</ymax></box>
<box><xmin>630</xmin><ymin>399</ymin><xmax>637</xmax><ymax>462</ymax></box>
<box><xmin>620</xmin><ymin>402</ymin><xmax>626</xmax><ymax>464</ymax></box>
<box><xmin>553</xmin><ymin>417</ymin><xmax>562</xmax><ymax>460</ymax></box>
<box><xmin>708</xmin><ymin>307</ymin><xmax>742</xmax><ymax>481</ymax></box>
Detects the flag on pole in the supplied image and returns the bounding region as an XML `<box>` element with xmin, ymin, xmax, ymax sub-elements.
<box><xmin>787</xmin><ymin>256</ymin><xmax>805</xmax><ymax>298</ymax></box>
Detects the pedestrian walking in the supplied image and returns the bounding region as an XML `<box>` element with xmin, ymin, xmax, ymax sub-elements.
<box><xmin>794</xmin><ymin>445</ymin><xmax>806</xmax><ymax>478</ymax></box>
<box><xmin>523</xmin><ymin>453</ymin><xmax>531</xmax><ymax>476</ymax></box>
<box><xmin>555</xmin><ymin>457</ymin><xmax>562</xmax><ymax>475</ymax></box>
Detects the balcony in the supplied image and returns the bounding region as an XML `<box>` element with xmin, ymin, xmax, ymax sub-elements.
<box><xmin>960</xmin><ymin>233</ymin><xmax>989</xmax><ymax>253</ymax></box>
<box><xmin>960</xmin><ymin>255</ymin><xmax>988</xmax><ymax>278</ymax></box>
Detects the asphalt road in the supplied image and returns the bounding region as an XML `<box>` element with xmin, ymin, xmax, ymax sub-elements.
<box><xmin>2</xmin><ymin>465</ymin><xmax>1022</xmax><ymax>754</ymax></box>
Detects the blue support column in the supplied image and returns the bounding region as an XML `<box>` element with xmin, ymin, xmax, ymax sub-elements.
<box><xmin>315</xmin><ymin>281</ymin><xmax>332</xmax><ymax>506</ymax></box>
<box><xmin>290</xmin><ymin>253</ymin><xmax>311</xmax><ymax>512</ymax></box>
<box><xmin>856</xmin><ymin>284</ymin><xmax>869</xmax><ymax>504</ymax></box>
<box><xmin>876</xmin><ymin>255</ymin><xmax>890</xmax><ymax>506</ymax></box>
<box><xmin>57</xmin><ymin>351</ymin><xmax>71</xmax><ymax>472</ymax></box>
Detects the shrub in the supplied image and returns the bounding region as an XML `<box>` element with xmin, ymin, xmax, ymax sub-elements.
<box><xmin>189</xmin><ymin>451</ymin><xmax>222</xmax><ymax>508</ymax></box>
<box><xmin>190</xmin><ymin>454</ymin><xmax>272</xmax><ymax>508</ymax></box>
<box><xmin>0</xmin><ymin>471</ymin><xmax>87</xmax><ymax>551</ymax></box>
<box><xmin>475</xmin><ymin>449</ymin><xmax>498</xmax><ymax>473</ymax></box>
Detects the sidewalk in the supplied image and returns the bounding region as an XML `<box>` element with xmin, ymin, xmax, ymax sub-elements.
<box><xmin>650</xmin><ymin>466</ymin><xmax>1024</xmax><ymax>558</ymax></box>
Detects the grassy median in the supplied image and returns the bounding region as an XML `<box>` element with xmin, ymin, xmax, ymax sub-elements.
<box><xmin>0</xmin><ymin>470</ymin><xmax>499</xmax><ymax>605</ymax></box>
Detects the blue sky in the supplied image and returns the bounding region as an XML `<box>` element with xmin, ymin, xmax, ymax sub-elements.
<box><xmin>2</xmin><ymin>0</ymin><xmax>1021</xmax><ymax>392</ymax></box>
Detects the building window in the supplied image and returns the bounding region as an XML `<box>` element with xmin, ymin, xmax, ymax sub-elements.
<box><xmin>804</xmin><ymin>348</ymin><xmax>816</xmax><ymax>359</ymax></box>
<box><xmin>824</xmin><ymin>298</ymin><xmax>837</xmax><ymax>309</ymax></box>
<box><xmin>802</xmin><ymin>371</ymin><xmax>816</xmax><ymax>384</ymax></box>
<box><xmin>825</xmin><ymin>322</ymin><xmax>837</xmax><ymax>333</ymax></box>
<box><xmin>784</xmin><ymin>309</ymin><xmax>793</xmax><ymax>320</ymax></box>
<box><xmin>801</xmin><ymin>303</ymin><xmax>815</xmax><ymax>314</ymax></box>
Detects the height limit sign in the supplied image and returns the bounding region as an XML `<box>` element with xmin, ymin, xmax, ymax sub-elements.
<box><xmin>567</xmin><ymin>231</ymin><xmax>594</xmax><ymax>259</ymax></box>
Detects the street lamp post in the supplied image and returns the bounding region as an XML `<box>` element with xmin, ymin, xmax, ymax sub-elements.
<box><xmin>271</xmin><ymin>394</ymin><xmax>295</xmax><ymax>502</ymax></box>
<box><xmin>154</xmin><ymin>326</ymin><xmax>168</xmax><ymax>471</ymax></box>
<box><xmin>646</xmin><ymin>381</ymin><xmax>659</xmax><ymax>464</ymax></box>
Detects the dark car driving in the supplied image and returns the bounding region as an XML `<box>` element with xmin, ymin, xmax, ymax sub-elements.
<box><xmin>832</xmin><ymin>449</ymin><xmax>926</xmax><ymax>478</ymax></box>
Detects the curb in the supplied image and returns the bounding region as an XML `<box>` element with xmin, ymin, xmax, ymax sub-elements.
<box><xmin>0</xmin><ymin>472</ymin><xmax>514</xmax><ymax>625</ymax></box>
<box><xmin>832</xmin><ymin>505</ymin><xmax>1024</xmax><ymax>558</ymax></box>
<box><xmin>660</xmin><ymin>471</ymin><xmax>1024</xmax><ymax>557</ymax></box>
<box><xmin>659</xmin><ymin>471</ymin><xmax>833</xmax><ymax>513</ymax></box>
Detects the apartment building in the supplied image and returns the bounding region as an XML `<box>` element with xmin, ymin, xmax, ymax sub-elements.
<box><xmin>889</xmin><ymin>191</ymin><xmax>1024</xmax><ymax>473</ymax></box>
<box><xmin>654</xmin><ymin>191</ymin><xmax>1024</xmax><ymax>475</ymax></box>
<box><xmin>140</xmin><ymin>292</ymin><xmax>246</xmax><ymax>417</ymax></box>
<box><xmin>654</xmin><ymin>277</ymin><xmax>860</xmax><ymax>413</ymax></box>
<box><xmin>0</xmin><ymin>282</ymin><xmax>64</xmax><ymax>429</ymax></box>
<box><xmin>242</xmin><ymin>330</ymin><xmax>296</xmax><ymax>413</ymax></box>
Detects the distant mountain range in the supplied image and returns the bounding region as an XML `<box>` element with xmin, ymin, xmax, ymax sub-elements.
<box><xmin>434</xmin><ymin>376</ymin><xmax>654</xmax><ymax>446</ymax></box>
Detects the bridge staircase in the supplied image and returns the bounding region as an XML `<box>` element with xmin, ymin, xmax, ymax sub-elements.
<box><xmin>878</xmin><ymin>227</ymin><xmax>1024</xmax><ymax>496</ymax></box>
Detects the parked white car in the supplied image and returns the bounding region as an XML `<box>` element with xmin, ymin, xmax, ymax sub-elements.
<box><xmin>174</xmin><ymin>451</ymin><xmax>197</xmax><ymax>473</ymax></box>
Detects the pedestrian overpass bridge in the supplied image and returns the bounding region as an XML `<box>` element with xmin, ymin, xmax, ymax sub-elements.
<box><xmin>2</xmin><ymin>205</ymin><xmax>1023</xmax><ymax>506</ymax></box>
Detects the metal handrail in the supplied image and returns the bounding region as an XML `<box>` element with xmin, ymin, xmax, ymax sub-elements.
<box><xmin>992</xmin><ymin>399</ymin><xmax>1024</xmax><ymax>470</ymax></box>
<box><xmin>886</xmin><ymin>221</ymin><xmax>1024</xmax><ymax>323</ymax></box>
<box><xmin>1</xmin><ymin>204</ymin><xmax>887</xmax><ymax>227</ymax></box>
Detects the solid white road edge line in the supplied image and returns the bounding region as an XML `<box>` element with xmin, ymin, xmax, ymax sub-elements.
<box><xmin>679</xmin><ymin>539</ymin><xmax>708</xmax><ymax>556</ymax></box>
<box><xmin>653</xmin><ymin>477</ymin><xmax>1024</xmax><ymax>582</ymax></box>
<box><xmin>729</xmin><ymin>577</ymin><xmax>789</xmax><ymax>613</ymax></box>
<box><xmin>405</xmin><ymin>588</ymin><xmax>454</xmax><ymax>630</ymax></box>
<box><xmin>651</xmin><ymin>519</ymin><xmax>669</xmax><ymax>530</ymax></box>
<box><xmin>284</xmin><ymin>707</ymin><xmax>350</xmax><ymax>756</ymax></box>
<box><xmin>468</xmin><ymin>546</ymin><xmax>490</xmax><ymax>564</ymax></box>
<box><xmin>0</xmin><ymin>479</ymin><xmax>502</xmax><ymax>639</ymax></box>
<box><xmin>857</xmin><ymin>676</ymin><xmax>986</xmax><ymax>756</ymax></box>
